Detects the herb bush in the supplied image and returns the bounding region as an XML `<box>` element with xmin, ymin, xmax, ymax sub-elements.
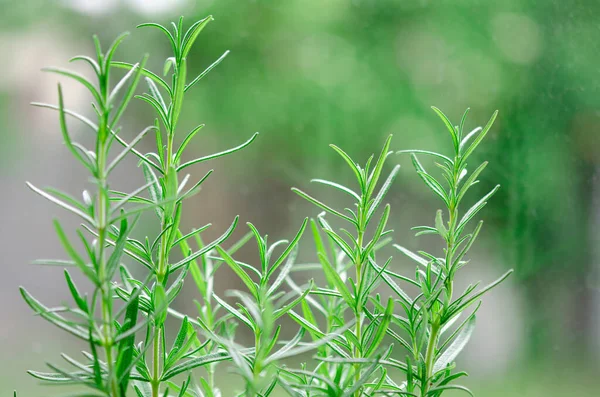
<box><xmin>19</xmin><ymin>16</ymin><xmax>511</xmax><ymax>397</ymax></box>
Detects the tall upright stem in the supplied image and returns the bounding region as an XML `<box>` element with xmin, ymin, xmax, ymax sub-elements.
<box><xmin>353</xmin><ymin>217</ymin><xmax>365</xmax><ymax>397</ymax></box>
<box><xmin>96</xmin><ymin>118</ymin><xmax>119</xmax><ymax>397</ymax></box>
<box><xmin>422</xmin><ymin>158</ymin><xmax>461</xmax><ymax>396</ymax></box>
<box><xmin>421</xmin><ymin>324</ymin><xmax>440</xmax><ymax>396</ymax></box>
<box><xmin>152</xmin><ymin>64</ymin><xmax>181</xmax><ymax>397</ymax></box>
<box><xmin>151</xmin><ymin>326</ymin><xmax>162</xmax><ymax>397</ymax></box>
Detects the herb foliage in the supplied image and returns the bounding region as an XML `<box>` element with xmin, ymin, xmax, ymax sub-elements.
<box><xmin>20</xmin><ymin>16</ymin><xmax>509</xmax><ymax>397</ymax></box>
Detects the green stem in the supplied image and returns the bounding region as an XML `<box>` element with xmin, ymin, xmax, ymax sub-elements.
<box><xmin>353</xmin><ymin>225</ymin><xmax>365</xmax><ymax>397</ymax></box>
<box><xmin>422</xmin><ymin>324</ymin><xmax>440</xmax><ymax>397</ymax></box>
<box><xmin>152</xmin><ymin>73</ymin><xmax>180</xmax><ymax>397</ymax></box>
<box><xmin>151</xmin><ymin>326</ymin><xmax>162</xmax><ymax>397</ymax></box>
<box><xmin>444</xmin><ymin>160</ymin><xmax>460</xmax><ymax>305</ymax></box>
<box><xmin>97</xmin><ymin>118</ymin><xmax>119</xmax><ymax>397</ymax></box>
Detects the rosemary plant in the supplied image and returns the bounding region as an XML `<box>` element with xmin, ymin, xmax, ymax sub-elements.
<box><xmin>24</xmin><ymin>31</ymin><xmax>151</xmax><ymax>397</ymax></box>
<box><xmin>22</xmin><ymin>15</ymin><xmax>257</xmax><ymax>397</ymax></box>
<box><xmin>285</xmin><ymin>135</ymin><xmax>400</xmax><ymax>396</ymax></box>
<box><xmin>203</xmin><ymin>220</ymin><xmax>314</xmax><ymax>395</ymax></box>
<box><xmin>18</xmin><ymin>12</ymin><xmax>509</xmax><ymax>397</ymax></box>
<box><xmin>111</xmin><ymin>16</ymin><xmax>257</xmax><ymax>397</ymax></box>
<box><xmin>392</xmin><ymin>107</ymin><xmax>513</xmax><ymax>396</ymax></box>
<box><xmin>279</xmin><ymin>108</ymin><xmax>511</xmax><ymax>396</ymax></box>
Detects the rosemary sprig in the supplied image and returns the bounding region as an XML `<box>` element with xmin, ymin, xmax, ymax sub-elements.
<box><xmin>111</xmin><ymin>16</ymin><xmax>257</xmax><ymax>397</ymax></box>
<box><xmin>394</xmin><ymin>107</ymin><xmax>513</xmax><ymax>396</ymax></box>
<box><xmin>24</xmin><ymin>31</ymin><xmax>150</xmax><ymax>397</ymax></box>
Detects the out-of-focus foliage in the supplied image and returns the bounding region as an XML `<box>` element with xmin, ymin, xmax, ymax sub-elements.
<box><xmin>2</xmin><ymin>0</ymin><xmax>600</xmax><ymax>396</ymax></box>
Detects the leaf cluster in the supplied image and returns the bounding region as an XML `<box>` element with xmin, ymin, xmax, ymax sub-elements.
<box><xmin>19</xmin><ymin>14</ymin><xmax>510</xmax><ymax>397</ymax></box>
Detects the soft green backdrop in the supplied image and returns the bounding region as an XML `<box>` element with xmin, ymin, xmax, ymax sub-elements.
<box><xmin>1</xmin><ymin>0</ymin><xmax>599</xmax><ymax>395</ymax></box>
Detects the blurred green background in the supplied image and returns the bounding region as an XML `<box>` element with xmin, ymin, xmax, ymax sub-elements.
<box><xmin>1</xmin><ymin>0</ymin><xmax>599</xmax><ymax>395</ymax></box>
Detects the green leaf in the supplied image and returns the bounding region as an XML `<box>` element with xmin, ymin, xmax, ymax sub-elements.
<box><xmin>185</xmin><ymin>50</ymin><xmax>229</xmax><ymax>92</ymax></box>
<box><xmin>445</xmin><ymin>270</ymin><xmax>513</xmax><ymax>322</ymax></box>
<box><xmin>111</xmin><ymin>61</ymin><xmax>172</xmax><ymax>95</ymax></box>
<box><xmin>212</xmin><ymin>293</ymin><xmax>254</xmax><ymax>331</ymax></box>
<box><xmin>246</xmin><ymin>222</ymin><xmax>267</xmax><ymax>273</ymax></box>
<box><xmin>116</xmin><ymin>292</ymin><xmax>139</xmax><ymax>393</ymax></box>
<box><xmin>267</xmin><ymin>246</ymin><xmax>298</xmax><ymax>296</ymax></box>
<box><xmin>318</xmin><ymin>252</ymin><xmax>354</xmax><ymax>308</ymax></box>
<box><xmin>362</xmin><ymin>203</ymin><xmax>391</xmax><ymax>261</ymax></box>
<box><xmin>318</xmin><ymin>220</ymin><xmax>355</xmax><ymax>260</ymax></box>
<box><xmin>31</xmin><ymin>102</ymin><xmax>97</xmax><ymax>132</ymax></box>
<box><xmin>456</xmin><ymin>161</ymin><xmax>488</xmax><ymax>203</ymax></box>
<box><xmin>366</xmin><ymin>164</ymin><xmax>400</xmax><ymax>224</ymax></box>
<box><xmin>164</xmin><ymin>317</ymin><xmax>197</xmax><ymax>371</ymax></box>
<box><xmin>70</xmin><ymin>55</ymin><xmax>100</xmax><ymax>76</ymax></box>
<box><xmin>216</xmin><ymin>246</ymin><xmax>258</xmax><ymax>298</ymax></box>
<box><xmin>460</xmin><ymin>110</ymin><xmax>498</xmax><ymax>162</ymax></box>
<box><xmin>136</xmin><ymin>93</ymin><xmax>170</xmax><ymax>129</ymax></box>
<box><xmin>107</xmin><ymin>129</ymin><xmax>163</xmax><ymax>175</ymax></box>
<box><xmin>394</xmin><ymin>244</ymin><xmax>428</xmax><ymax>267</ymax></box>
<box><xmin>104</xmin><ymin>31</ymin><xmax>129</xmax><ymax>71</ymax></box>
<box><xmin>411</xmin><ymin>154</ymin><xmax>449</xmax><ymax>206</ymax></box>
<box><xmin>396</xmin><ymin>149</ymin><xmax>452</xmax><ymax>164</ymax></box>
<box><xmin>170</xmin><ymin>216</ymin><xmax>239</xmax><ymax>272</ymax></box>
<box><xmin>292</xmin><ymin>187</ymin><xmax>356</xmax><ymax>225</ymax></box>
<box><xmin>267</xmin><ymin>218</ymin><xmax>308</xmax><ymax>278</ymax></box>
<box><xmin>108</xmin><ymin>126</ymin><xmax>155</xmax><ymax>173</ymax></box>
<box><xmin>310</xmin><ymin>179</ymin><xmax>361</xmax><ymax>201</ymax></box>
<box><xmin>63</xmin><ymin>270</ymin><xmax>88</xmax><ymax>313</ymax></box>
<box><xmin>177</xmin><ymin>132</ymin><xmax>259</xmax><ymax>172</ymax></box>
<box><xmin>27</xmin><ymin>183</ymin><xmax>94</xmax><ymax>225</ymax></box>
<box><xmin>163</xmin><ymin>57</ymin><xmax>176</xmax><ymax>77</ymax></box>
<box><xmin>366</xmin><ymin>134</ymin><xmax>393</xmax><ymax>199</ymax></box>
<box><xmin>435</xmin><ymin>209</ymin><xmax>447</xmax><ymax>239</ymax></box>
<box><xmin>181</xmin><ymin>16</ymin><xmax>213</xmax><ymax>59</ymax></box>
<box><xmin>106</xmin><ymin>215</ymin><xmax>140</xmax><ymax>279</ymax></box>
<box><xmin>417</xmin><ymin>171</ymin><xmax>449</xmax><ymax>207</ymax></box>
<box><xmin>174</xmin><ymin>124</ymin><xmax>204</xmax><ymax>164</ymax></box>
<box><xmin>273</xmin><ymin>281</ymin><xmax>313</xmax><ymax>320</ymax></box>
<box><xmin>54</xmin><ymin>85</ymin><xmax>94</xmax><ymax>172</ymax></box>
<box><xmin>369</xmin><ymin>258</ymin><xmax>414</xmax><ymax>305</ymax></box>
<box><xmin>458</xmin><ymin>107</ymin><xmax>470</xmax><ymax>137</ymax></box>
<box><xmin>329</xmin><ymin>144</ymin><xmax>365</xmax><ymax>191</ymax></box>
<box><xmin>431</xmin><ymin>106</ymin><xmax>459</xmax><ymax>154</ymax></box>
<box><xmin>309</xmin><ymin>218</ymin><xmax>329</xmax><ymax>265</ymax></box>
<box><xmin>142</xmin><ymin>161</ymin><xmax>163</xmax><ymax>219</ymax></box>
<box><xmin>452</xmin><ymin>221</ymin><xmax>483</xmax><ymax>270</ymax></box>
<box><xmin>456</xmin><ymin>185</ymin><xmax>500</xmax><ymax>236</ymax></box>
<box><xmin>109</xmin><ymin>55</ymin><xmax>148</xmax><ymax>128</ymax></box>
<box><xmin>268</xmin><ymin>322</ymin><xmax>353</xmax><ymax>363</ymax></box>
<box><xmin>137</xmin><ymin>22</ymin><xmax>178</xmax><ymax>59</ymax></box>
<box><xmin>171</xmin><ymin>223</ymin><xmax>211</xmax><ymax>249</ymax></box>
<box><xmin>20</xmin><ymin>287</ymin><xmax>90</xmax><ymax>341</ymax></box>
<box><xmin>134</xmin><ymin>382</ymin><xmax>152</xmax><ymax>397</ymax></box>
<box><xmin>433</xmin><ymin>316</ymin><xmax>475</xmax><ymax>374</ymax></box>
<box><xmin>43</xmin><ymin>68</ymin><xmax>103</xmax><ymax>106</ymax></box>
<box><xmin>145</xmin><ymin>76</ymin><xmax>168</xmax><ymax>115</ymax></box>
<box><xmin>364</xmin><ymin>297</ymin><xmax>394</xmax><ymax>357</ymax></box>
<box><xmin>176</xmin><ymin>169</ymin><xmax>214</xmax><ymax>204</ymax></box>
<box><xmin>171</xmin><ymin>58</ymin><xmax>187</xmax><ymax>131</ymax></box>
<box><xmin>53</xmin><ymin>220</ymin><xmax>97</xmax><ymax>283</ymax></box>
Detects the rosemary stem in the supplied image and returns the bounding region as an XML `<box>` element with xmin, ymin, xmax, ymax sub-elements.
<box><xmin>422</xmin><ymin>324</ymin><xmax>440</xmax><ymax>396</ymax></box>
<box><xmin>152</xmin><ymin>79</ymin><xmax>179</xmax><ymax>396</ymax></box>
<box><xmin>97</xmin><ymin>118</ymin><xmax>119</xmax><ymax>397</ymax></box>
<box><xmin>353</xmin><ymin>224</ymin><xmax>364</xmax><ymax>397</ymax></box>
<box><xmin>151</xmin><ymin>326</ymin><xmax>162</xmax><ymax>397</ymax></box>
